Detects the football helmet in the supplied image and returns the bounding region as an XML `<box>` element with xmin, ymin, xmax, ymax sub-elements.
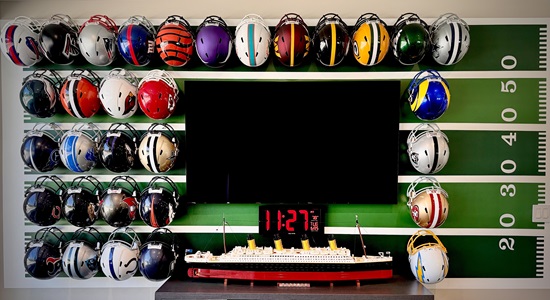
<box><xmin>62</xmin><ymin>227</ymin><xmax>104</xmax><ymax>279</ymax></box>
<box><xmin>23</xmin><ymin>175</ymin><xmax>65</xmax><ymax>226</ymax></box>
<box><xmin>19</xmin><ymin>69</ymin><xmax>63</xmax><ymax>118</ymax></box>
<box><xmin>0</xmin><ymin>16</ymin><xmax>43</xmax><ymax>66</ymax></box>
<box><xmin>139</xmin><ymin>228</ymin><xmax>179</xmax><ymax>281</ymax></box>
<box><xmin>59</xmin><ymin>122</ymin><xmax>101</xmax><ymax>172</ymax></box>
<box><xmin>407</xmin><ymin>69</ymin><xmax>451</xmax><ymax>121</ymax></box>
<box><xmin>78</xmin><ymin>14</ymin><xmax>118</xmax><ymax>66</ymax></box>
<box><xmin>195</xmin><ymin>15</ymin><xmax>233</xmax><ymax>68</ymax></box>
<box><xmin>39</xmin><ymin>14</ymin><xmax>80</xmax><ymax>65</ymax></box>
<box><xmin>61</xmin><ymin>176</ymin><xmax>103</xmax><ymax>227</ymax></box>
<box><xmin>272</xmin><ymin>13</ymin><xmax>311</xmax><ymax>67</ymax></box>
<box><xmin>406</xmin><ymin>176</ymin><xmax>449</xmax><ymax>229</ymax></box>
<box><xmin>312</xmin><ymin>13</ymin><xmax>350</xmax><ymax>67</ymax></box>
<box><xmin>430</xmin><ymin>13</ymin><xmax>470</xmax><ymax>66</ymax></box>
<box><xmin>116</xmin><ymin>15</ymin><xmax>156</xmax><ymax>66</ymax></box>
<box><xmin>139</xmin><ymin>176</ymin><xmax>179</xmax><ymax>228</ymax></box>
<box><xmin>100</xmin><ymin>227</ymin><xmax>141</xmax><ymax>281</ymax></box>
<box><xmin>234</xmin><ymin>14</ymin><xmax>271</xmax><ymax>67</ymax></box>
<box><xmin>156</xmin><ymin>15</ymin><xmax>195</xmax><ymax>67</ymax></box>
<box><xmin>60</xmin><ymin>69</ymin><xmax>102</xmax><ymax>118</ymax></box>
<box><xmin>351</xmin><ymin>13</ymin><xmax>390</xmax><ymax>66</ymax></box>
<box><xmin>21</xmin><ymin>122</ymin><xmax>63</xmax><ymax>172</ymax></box>
<box><xmin>98</xmin><ymin>123</ymin><xmax>139</xmax><ymax>173</ymax></box>
<box><xmin>138</xmin><ymin>69</ymin><xmax>180</xmax><ymax>120</ymax></box>
<box><xmin>98</xmin><ymin>68</ymin><xmax>139</xmax><ymax>119</ymax></box>
<box><xmin>138</xmin><ymin>123</ymin><xmax>180</xmax><ymax>173</ymax></box>
<box><xmin>407</xmin><ymin>229</ymin><xmax>449</xmax><ymax>284</ymax></box>
<box><xmin>407</xmin><ymin>123</ymin><xmax>450</xmax><ymax>174</ymax></box>
<box><xmin>99</xmin><ymin>176</ymin><xmax>140</xmax><ymax>227</ymax></box>
<box><xmin>391</xmin><ymin>13</ymin><xmax>429</xmax><ymax>65</ymax></box>
<box><xmin>24</xmin><ymin>227</ymin><xmax>68</xmax><ymax>279</ymax></box>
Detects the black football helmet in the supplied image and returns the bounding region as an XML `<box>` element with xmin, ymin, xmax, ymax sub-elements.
<box><xmin>24</xmin><ymin>227</ymin><xmax>68</xmax><ymax>279</ymax></box>
<box><xmin>19</xmin><ymin>69</ymin><xmax>63</xmax><ymax>118</ymax></box>
<box><xmin>99</xmin><ymin>176</ymin><xmax>140</xmax><ymax>227</ymax></box>
<box><xmin>139</xmin><ymin>176</ymin><xmax>179</xmax><ymax>228</ymax></box>
<box><xmin>61</xmin><ymin>176</ymin><xmax>103</xmax><ymax>227</ymax></box>
<box><xmin>139</xmin><ymin>228</ymin><xmax>179</xmax><ymax>281</ymax></box>
<box><xmin>39</xmin><ymin>14</ymin><xmax>80</xmax><ymax>65</ymax></box>
<box><xmin>312</xmin><ymin>13</ymin><xmax>351</xmax><ymax>67</ymax></box>
<box><xmin>23</xmin><ymin>175</ymin><xmax>65</xmax><ymax>226</ymax></box>
<box><xmin>21</xmin><ymin>122</ymin><xmax>63</xmax><ymax>172</ymax></box>
<box><xmin>98</xmin><ymin>123</ymin><xmax>139</xmax><ymax>173</ymax></box>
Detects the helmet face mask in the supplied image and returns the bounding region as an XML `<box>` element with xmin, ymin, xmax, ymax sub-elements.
<box><xmin>138</xmin><ymin>123</ymin><xmax>179</xmax><ymax>173</ymax></box>
<box><xmin>312</xmin><ymin>13</ymin><xmax>350</xmax><ymax>67</ymax></box>
<box><xmin>234</xmin><ymin>14</ymin><xmax>271</xmax><ymax>67</ymax></box>
<box><xmin>1</xmin><ymin>16</ymin><xmax>43</xmax><ymax>66</ymax></box>
<box><xmin>39</xmin><ymin>14</ymin><xmax>80</xmax><ymax>65</ymax></box>
<box><xmin>407</xmin><ymin>69</ymin><xmax>450</xmax><ymax>121</ymax></box>
<box><xmin>139</xmin><ymin>176</ymin><xmax>179</xmax><ymax>228</ymax></box>
<box><xmin>99</xmin><ymin>68</ymin><xmax>139</xmax><ymax>119</ymax></box>
<box><xmin>60</xmin><ymin>69</ymin><xmax>102</xmax><ymax>119</ymax></box>
<box><xmin>61</xmin><ymin>176</ymin><xmax>102</xmax><ymax>227</ymax></box>
<box><xmin>21</xmin><ymin>122</ymin><xmax>63</xmax><ymax>172</ymax></box>
<box><xmin>407</xmin><ymin>123</ymin><xmax>450</xmax><ymax>174</ymax></box>
<box><xmin>407</xmin><ymin>229</ymin><xmax>449</xmax><ymax>284</ymax></box>
<box><xmin>139</xmin><ymin>228</ymin><xmax>178</xmax><ymax>281</ymax></box>
<box><xmin>78</xmin><ymin>14</ymin><xmax>118</xmax><ymax>66</ymax></box>
<box><xmin>100</xmin><ymin>227</ymin><xmax>141</xmax><ymax>281</ymax></box>
<box><xmin>98</xmin><ymin>123</ymin><xmax>139</xmax><ymax>173</ymax></box>
<box><xmin>116</xmin><ymin>15</ymin><xmax>156</xmax><ymax>66</ymax></box>
<box><xmin>156</xmin><ymin>15</ymin><xmax>195</xmax><ymax>67</ymax></box>
<box><xmin>20</xmin><ymin>69</ymin><xmax>63</xmax><ymax>118</ymax></box>
<box><xmin>24</xmin><ymin>227</ymin><xmax>68</xmax><ymax>279</ymax></box>
<box><xmin>62</xmin><ymin>227</ymin><xmax>104</xmax><ymax>279</ymax></box>
<box><xmin>391</xmin><ymin>13</ymin><xmax>429</xmax><ymax>65</ymax></box>
<box><xmin>430</xmin><ymin>13</ymin><xmax>470</xmax><ymax>65</ymax></box>
<box><xmin>195</xmin><ymin>15</ymin><xmax>233</xmax><ymax>68</ymax></box>
<box><xmin>273</xmin><ymin>13</ymin><xmax>311</xmax><ymax>67</ymax></box>
<box><xmin>23</xmin><ymin>175</ymin><xmax>65</xmax><ymax>226</ymax></box>
<box><xmin>352</xmin><ymin>13</ymin><xmax>390</xmax><ymax>66</ymax></box>
<box><xmin>406</xmin><ymin>176</ymin><xmax>449</xmax><ymax>228</ymax></box>
<box><xmin>99</xmin><ymin>176</ymin><xmax>140</xmax><ymax>227</ymax></box>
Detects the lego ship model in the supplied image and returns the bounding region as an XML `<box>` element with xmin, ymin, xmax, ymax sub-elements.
<box><xmin>184</xmin><ymin>216</ymin><xmax>393</xmax><ymax>285</ymax></box>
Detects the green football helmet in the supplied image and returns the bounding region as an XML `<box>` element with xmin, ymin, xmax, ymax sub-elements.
<box><xmin>391</xmin><ymin>13</ymin><xmax>429</xmax><ymax>65</ymax></box>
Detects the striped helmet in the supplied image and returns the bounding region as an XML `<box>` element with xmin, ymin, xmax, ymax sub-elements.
<box><xmin>60</xmin><ymin>69</ymin><xmax>102</xmax><ymax>118</ymax></box>
<box><xmin>0</xmin><ymin>16</ymin><xmax>43</xmax><ymax>66</ymax></box>
<box><xmin>312</xmin><ymin>13</ymin><xmax>350</xmax><ymax>67</ymax></box>
<box><xmin>406</xmin><ymin>123</ymin><xmax>450</xmax><ymax>174</ymax></box>
<box><xmin>272</xmin><ymin>13</ymin><xmax>311</xmax><ymax>67</ymax></box>
<box><xmin>62</xmin><ymin>227</ymin><xmax>103</xmax><ymax>279</ymax></box>
<box><xmin>59</xmin><ymin>123</ymin><xmax>101</xmax><ymax>172</ymax></box>
<box><xmin>234</xmin><ymin>13</ymin><xmax>271</xmax><ymax>67</ymax></box>
<box><xmin>156</xmin><ymin>15</ymin><xmax>194</xmax><ymax>67</ymax></box>
<box><xmin>430</xmin><ymin>13</ymin><xmax>470</xmax><ymax>65</ymax></box>
<box><xmin>406</xmin><ymin>176</ymin><xmax>449</xmax><ymax>229</ymax></box>
<box><xmin>100</xmin><ymin>227</ymin><xmax>141</xmax><ymax>281</ymax></box>
<box><xmin>139</xmin><ymin>176</ymin><xmax>179</xmax><ymax>228</ymax></box>
<box><xmin>138</xmin><ymin>123</ymin><xmax>179</xmax><ymax>173</ymax></box>
<box><xmin>116</xmin><ymin>15</ymin><xmax>156</xmax><ymax>66</ymax></box>
<box><xmin>351</xmin><ymin>13</ymin><xmax>390</xmax><ymax>66</ymax></box>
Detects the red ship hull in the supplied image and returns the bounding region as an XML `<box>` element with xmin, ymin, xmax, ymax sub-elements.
<box><xmin>188</xmin><ymin>268</ymin><xmax>393</xmax><ymax>282</ymax></box>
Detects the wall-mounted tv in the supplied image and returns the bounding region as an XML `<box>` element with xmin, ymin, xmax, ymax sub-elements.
<box><xmin>184</xmin><ymin>80</ymin><xmax>400</xmax><ymax>205</ymax></box>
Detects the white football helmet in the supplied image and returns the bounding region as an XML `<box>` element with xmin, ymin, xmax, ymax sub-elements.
<box><xmin>406</xmin><ymin>176</ymin><xmax>449</xmax><ymax>229</ymax></box>
<box><xmin>62</xmin><ymin>227</ymin><xmax>103</xmax><ymax>279</ymax></box>
<box><xmin>234</xmin><ymin>14</ymin><xmax>271</xmax><ymax>67</ymax></box>
<box><xmin>0</xmin><ymin>16</ymin><xmax>43</xmax><ymax>66</ymax></box>
<box><xmin>430</xmin><ymin>13</ymin><xmax>470</xmax><ymax>66</ymax></box>
<box><xmin>99</xmin><ymin>68</ymin><xmax>139</xmax><ymax>119</ymax></box>
<box><xmin>407</xmin><ymin>229</ymin><xmax>449</xmax><ymax>284</ymax></box>
<box><xmin>78</xmin><ymin>14</ymin><xmax>118</xmax><ymax>66</ymax></box>
<box><xmin>100</xmin><ymin>227</ymin><xmax>141</xmax><ymax>281</ymax></box>
<box><xmin>407</xmin><ymin>123</ymin><xmax>450</xmax><ymax>174</ymax></box>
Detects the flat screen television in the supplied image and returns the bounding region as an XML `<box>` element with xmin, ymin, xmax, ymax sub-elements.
<box><xmin>184</xmin><ymin>80</ymin><xmax>400</xmax><ymax>205</ymax></box>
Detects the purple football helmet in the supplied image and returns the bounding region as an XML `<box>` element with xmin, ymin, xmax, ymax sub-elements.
<box><xmin>195</xmin><ymin>15</ymin><xmax>233</xmax><ymax>68</ymax></box>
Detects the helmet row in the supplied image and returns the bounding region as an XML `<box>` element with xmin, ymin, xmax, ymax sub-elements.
<box><xmin>23</xmin><ymin>175</ymin><xmax>179</xmax><ymax>228</ymax></box>
<box><xmin>24</xmin><ymin>226</ymin><xmax>179</xmax><ymax>281</ymax></box>
<box><xmin>21</xmin><ymin>122</ymin><xmax>180</xmax><ymax>174</ymax></box>
<box><xmin>20</xmin><ymin>68</ymin><xmax>179</xmax><ymax>120</ymax></box>
<box><xmin>1</xmin><ymin>12</ymin><xmax>470</xmax><ymax>68</ymax></box>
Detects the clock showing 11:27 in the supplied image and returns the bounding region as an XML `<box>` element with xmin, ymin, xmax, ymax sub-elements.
<box><xmin>258</xmin><ymin>205</ymin><xmax>325</xmax><ymax>235</ymax></box>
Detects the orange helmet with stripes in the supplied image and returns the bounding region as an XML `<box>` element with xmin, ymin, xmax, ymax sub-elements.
<box><xmin>155</xmin><ymin>15</ymin><xmax>195</xmax><ymax>67</ymax></box>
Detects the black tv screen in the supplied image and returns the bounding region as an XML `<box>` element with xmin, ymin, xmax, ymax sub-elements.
<box><xmin>184</xmin><ymin>80</ymin><xmax>400</xmax><ymax>204</ymax></box>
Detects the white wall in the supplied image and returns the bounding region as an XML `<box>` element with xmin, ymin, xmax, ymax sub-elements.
<box><xmin>2</xmin><ymin>1</ymin><xmax>550</xmax><ymax>299</ymax></box>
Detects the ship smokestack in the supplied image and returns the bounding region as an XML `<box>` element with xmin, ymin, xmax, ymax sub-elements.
<box><xmin>247</xmin><ymin>234</ymin><xmax>257</xmax><ymax>250</ymax></box>
<box><xmin>273</xmin><ymin>234</ymin><xmax>283</xmax><ymax>250</ymax></box>
<box><xmin>328</xmin><ymin>234</ymin><xmax>338</xmax><ymax>250</ymax></box>
<box><xmin>301</xmin><ymin>234</ymin><xmax>311</xmax><ymax>250</ymax></box>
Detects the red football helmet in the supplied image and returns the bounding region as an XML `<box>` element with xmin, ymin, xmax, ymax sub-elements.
<box><xmin>156</xmin><ymin>15</ymin><xmax>194</xmax><ymax>67</ymax></box>
<box><xmin>273</xmin><ymin>13</ymin><xmax>311</xmax><ymax>67</ymax></box>
<box><xmin>60</xmin><ymin>69</ymin><xmax>102</xmax><ymax>118</ymax></box>
<box><xmin>138</xmin><ymin>69</ymin><xmax>179</xmax><ymax>120</ymax></box>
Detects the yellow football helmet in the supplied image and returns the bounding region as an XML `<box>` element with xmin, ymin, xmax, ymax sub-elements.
<box><xmin>351</xmin><ymin>13</ymin><xmax>390</xmax><ymax>66</ymax></box>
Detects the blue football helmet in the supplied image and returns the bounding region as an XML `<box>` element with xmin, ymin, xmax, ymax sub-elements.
<box><xmin>59</xmin><ymin>123</ymin><xmax>102</xmax><ymax>172</ymax></box>
<box><xmin>62</xmin><ymin>227</ymin><xmax>104</xmax><ymax>279</ymax></box>
<box><xmin>116</xmin><ymin>15</ymin><xmax>156</xmax><ymax>66</ymax></box>
<box><xmin>21</xmin><ymin>122</ymin><xmax>63</xmax><ymax>172</ymax></box>
<box><xmin>24</xmin><ymin>227</ymin><xmax>68</xmax><ymax>279</ymax></box>
<box><xmin>406</xmin><ymin>69</ymin><xmax>450</xmax><ymax>121</ymax></box>
<box><xmin>139</xmin><ymin>228</ymin><xmax>179</xmax><ymax>281</ymax></box>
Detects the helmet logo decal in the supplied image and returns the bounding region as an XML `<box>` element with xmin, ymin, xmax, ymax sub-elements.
<box><xmin>46</xmin><ymin>256</ymin><xmax>62</xmax><ymax>275</ymax></box>
<box><xmin>102</xmin><ymin>37</ymin><xmax>114</xmax><ymax>59</ymax></box>
<box><xmin>4</xmin><ymin>25</ymin><xmax>25</xmax><ymax>66</ymax></box>
<box><xmin>62</xmin><ymin>33</ymin><xmax>79</xmax><ymax>59</ymax></box>
<box><xmin>124</xmin><ymin>92</ymin><xmax>136</xmax><ymax>115</ymax></box>
<box><xmin>411</xmin><ymin>205</ymin><xmax>420</xmax><ymax>222</ymax></box>
<box><xmin>51</xmin><ymin>205</ymin><xmax>61</xmax><ymax>219</ymax></box>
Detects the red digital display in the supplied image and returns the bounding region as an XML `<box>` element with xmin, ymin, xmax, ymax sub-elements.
<box><xmin>259</xmin><ymin>205</ymin><xmax>324</xmax><ymax>235</ymax></box>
